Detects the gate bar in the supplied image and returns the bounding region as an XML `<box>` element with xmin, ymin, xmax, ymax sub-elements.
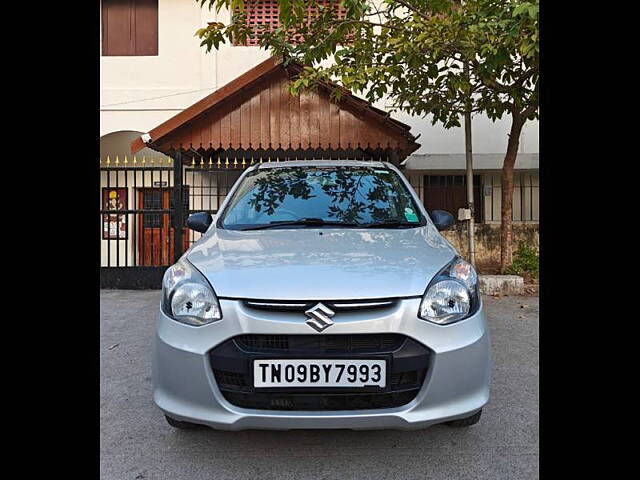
<box><xmin>172</xmin><ymin>150</ymin><xmax>184</xmax><ymax>261</ymax></box>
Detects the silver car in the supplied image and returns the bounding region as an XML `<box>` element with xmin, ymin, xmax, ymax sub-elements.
<box><xmin>154</xmin><ymin>160</ymin><xmax>491</xmax><ymax>430</ymax></box>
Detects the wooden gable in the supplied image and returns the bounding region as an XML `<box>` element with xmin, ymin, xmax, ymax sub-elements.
<box><xmin>132</xmin><ymin>57</ymin><xmax>419</xmax><ymax>163</ymax></box>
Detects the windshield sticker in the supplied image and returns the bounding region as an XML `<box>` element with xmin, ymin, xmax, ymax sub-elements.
<box><xmin>404</xmin><ymin>208</ymin><xmax>419</xmax><ymax>222</ymax></box>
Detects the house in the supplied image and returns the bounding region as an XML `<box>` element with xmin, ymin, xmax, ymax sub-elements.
<box><xmin>100</xmin><ymin>0</ymin><xmax>538</xmax><ymax>287</ymax></box>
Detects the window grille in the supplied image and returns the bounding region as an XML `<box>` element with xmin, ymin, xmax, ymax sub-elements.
<box><xmin>234</xmin><ymin>0</ymin><xmax>347</xmax><ymax>46</ymax></box>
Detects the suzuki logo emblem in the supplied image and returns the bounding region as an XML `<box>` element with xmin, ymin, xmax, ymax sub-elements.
<box><xmin>304</xmin><ymin>303</ymin><xmax>335</xmax><ymax>332</ymax></box>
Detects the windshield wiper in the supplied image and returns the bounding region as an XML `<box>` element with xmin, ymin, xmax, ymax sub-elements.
<box><xmin>238</xmin><ymin>217</ymin><xmax>422</xmax><ymax>231</ymax></box>
<box><xmin>358</xmin><ymin>219</ymin><xmax>422</xmax><ymax>228</ymax></box>
<box><xmin>239</xmin><ymin>218</ymin><xmax>360</xmax><ymax>231</ymax></box>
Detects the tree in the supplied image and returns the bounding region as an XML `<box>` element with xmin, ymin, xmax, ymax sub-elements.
<box><xmin>196</xmin><ymin>0</ymin><xmax>539</xmax><ymax>271</ymax></box>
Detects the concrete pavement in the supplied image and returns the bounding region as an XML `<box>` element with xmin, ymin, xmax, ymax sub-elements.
<box><xmin>100</xmin><ymin>290</ymin><xmax>538</xmax><ymax>480</ymax></box>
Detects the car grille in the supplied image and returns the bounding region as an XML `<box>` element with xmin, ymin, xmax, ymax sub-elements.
<box><xmin>242</xmin><ymin>298</ymin><xmax>398</xmax><ymax>313</ymax></box>
<box><xmin>235</xmin><ymin>333</ymin><xmax>404</xmax><ymax>353</ymax></box>
<box><xmin>209</xmin><ymin>334</ymin><xmax>431</xmax><ymax>411</ymax></box>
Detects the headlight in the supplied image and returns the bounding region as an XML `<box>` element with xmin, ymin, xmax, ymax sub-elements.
<box><xmin>418</xmin><ymin>258</ymin><xmax>478</xmax><ymax>325</ymax></box>
<box><xmin>161</xmin><ymin>259</ymin><xmax>222</xmax><ymax>326</ymax></box>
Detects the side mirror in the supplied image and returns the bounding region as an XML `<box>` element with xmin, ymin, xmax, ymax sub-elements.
<box><xmin>186</xmin><ymin>212</ymin><xmax>213</xmax><ymax>233</ymax></box>
<box><xmin>430</xmin><ymin>209</ymin><xmax>455</xmax><ymax>231</ymax></box>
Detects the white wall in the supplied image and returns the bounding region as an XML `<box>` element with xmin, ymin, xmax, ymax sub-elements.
<box><xmin>100</xmin><ymin>0</ymin><xmax>270</xmax><ymax>137</ymax></box>
<box><xmin>391</xmin><ymin>111</ymin><xmax>538</xmax><ymax>155</ymax></box>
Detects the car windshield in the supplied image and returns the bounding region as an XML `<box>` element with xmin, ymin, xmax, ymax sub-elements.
<box><xmin>219</xmin><ymin>165</ymin><xmax>425</xmax><ymax>230</ymax></box>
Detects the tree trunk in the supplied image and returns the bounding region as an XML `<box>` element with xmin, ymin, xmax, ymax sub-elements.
<box><xmin>500</xmin><ymin>115</ymin><xmax>526</xmax><ymax>273</ymax></box>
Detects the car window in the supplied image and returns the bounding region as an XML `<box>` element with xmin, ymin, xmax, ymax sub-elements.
<box><xmin>219</xmin><ymin>166</ymin><xmax>425</xmax><ymax>230</ymax></box>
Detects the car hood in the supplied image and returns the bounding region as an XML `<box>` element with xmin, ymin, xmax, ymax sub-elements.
<box><xmin>186</xmin><ymin>225</ymin><xmax>457</xmax><ymax>300</ymax></box>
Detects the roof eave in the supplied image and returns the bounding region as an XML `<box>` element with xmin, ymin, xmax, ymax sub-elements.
<box><xmin>131</xmin><ymin>55</ymin><xmax>284</xmax><ymax>154</ymax></box>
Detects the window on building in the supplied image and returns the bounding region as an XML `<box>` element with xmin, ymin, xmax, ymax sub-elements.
<box><xmin>101</xmin><ymin>0</ymin><xmax>158</xmax><ymax>56</ymax></box>
<box><xmin>234</xmin><ymin>0</ymin><xmax>347</xmax><ymax>46</ymax></box>
<box><xmin>422</xmin><ymin>175</ymin><xmax>484</xmax><ymax>223</ymax></box>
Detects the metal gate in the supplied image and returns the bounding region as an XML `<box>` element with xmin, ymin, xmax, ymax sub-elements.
<box><xmin>100</xmin><ymin>152</ymin><xmax>244</xmax><ymax>288</ymax></box>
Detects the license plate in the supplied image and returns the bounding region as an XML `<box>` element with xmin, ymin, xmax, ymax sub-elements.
<box><xmin>253</xmin><ymin>359</ymin><xmax>386</xmax><ymax>388</ymax></box>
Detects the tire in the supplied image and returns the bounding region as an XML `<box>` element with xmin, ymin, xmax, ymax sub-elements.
<box><xmin>164</xmin><ymin>414</ymin><xmax>205</xmax><ymax>430</ymax></box>
<box><xmin>445</xmin><ymin>409</ymin><xmax>482</xmax><ymax>427</ymax></box>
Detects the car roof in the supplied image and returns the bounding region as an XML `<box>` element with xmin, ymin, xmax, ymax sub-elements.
<box><xmin>254</xmin><ymin>160</ymin><xmax>391</xmax><ymax>170</ymax></box>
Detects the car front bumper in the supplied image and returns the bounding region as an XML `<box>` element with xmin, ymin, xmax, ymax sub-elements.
<box><xmin>153</xmin><ymin>297</ymin><xmax>491</xmax><ymax>430</ymax></box>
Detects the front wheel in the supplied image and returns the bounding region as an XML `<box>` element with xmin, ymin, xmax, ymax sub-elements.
<box><xmin>445</xmin><ymin>409</ymin><xmax>482</xmax><ymax>427</ymax></box>
<box><xmin>164</xmin><ymin>415</ymin><xmax>205</xmax><ymax>430</ymax></box>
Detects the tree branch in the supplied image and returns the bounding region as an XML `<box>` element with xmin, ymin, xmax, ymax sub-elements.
<box><xmin>519</xmin><ymin>89</ymin><xmax>539</xmax><ymax>119</ymax></box>
<box><xmin>479</xmin><ymin>76</ymin><xmax>510</xmax><ymax>93</ymax></box>
<box><xmin>392</xmin><ymin>0</ymin><xmax>432</xmax><ymax>21</ymax></box>
<box><xmin>514</xmin><ymin>68</ymin><xmax>537</xmax><ymax>87</ymax></box>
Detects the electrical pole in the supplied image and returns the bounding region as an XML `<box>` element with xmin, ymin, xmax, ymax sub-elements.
<box><xmin>463</xmin><ymin>61</ymin><xmax>475</xmax><ymax>266</ymax></box>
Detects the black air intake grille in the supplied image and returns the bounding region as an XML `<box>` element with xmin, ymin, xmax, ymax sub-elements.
<box><xmin>210</xmin><ymin>334</ymin><xmax>432</xmax><ymax>411</ymax></box>
<box><xmin>235</xmin><ymin>334</ymin><xmax>404</xmax><ymax>353</ymax></box>
<box><xmin>212</xmin><ymin>368</ymin><xmax>425</xmax><ymax>392</ymax></box>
